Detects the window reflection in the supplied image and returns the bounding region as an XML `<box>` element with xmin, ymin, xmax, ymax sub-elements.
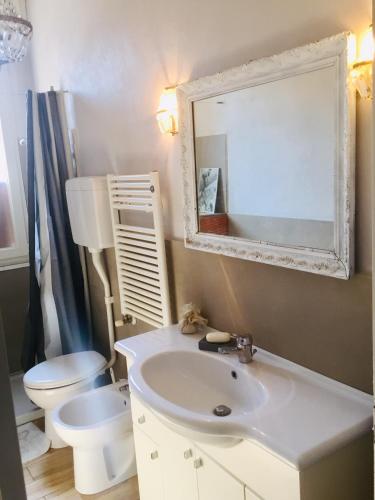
<box><xmin>0</xmin><ymin>125</ymin><xmax>15</xmax><ymax>249</ymax></box>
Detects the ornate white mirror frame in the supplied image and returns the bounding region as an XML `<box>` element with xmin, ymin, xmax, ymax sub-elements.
<box><xmin>178</xmin><ymin>33</ymin><xmax>355</xmax><ymax>279</ymax></box>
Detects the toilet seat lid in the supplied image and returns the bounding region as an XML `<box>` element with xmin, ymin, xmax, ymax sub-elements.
<box><xmin>23</xmin><ymin>351</ymin><xmax>107</xmax><ymax>390</ymax></box>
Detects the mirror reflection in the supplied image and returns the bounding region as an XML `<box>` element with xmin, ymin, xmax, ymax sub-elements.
<box><xmin>194</xmin><ymin>65</ymin><xmax>336</xmax><ymax>251</ymax></box>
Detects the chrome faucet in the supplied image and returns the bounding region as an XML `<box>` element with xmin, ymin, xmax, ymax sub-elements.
<box><xmin>218</xmin><ymin>334</ymin><xmax>257</xmax><ymax>363</ymax></box>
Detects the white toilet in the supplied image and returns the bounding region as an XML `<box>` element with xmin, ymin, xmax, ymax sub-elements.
<box><xmin>24</xmin><ymin>177</ymin><xmax>117</xmax><ymax>449</ymax></box>
<box><xmin>52</xmin><ymin>381</ymin><xmax>136</xmax><ymax>495</ymax></box>
<box><xmin>24</xmin><ymin>351</ymin><xmax>107</xmax><ymax>448</ymax></box>
<box><xmin>23</xmin><ymin>177</ymin><xmax>136</xmax><ymax>494</ymax></box>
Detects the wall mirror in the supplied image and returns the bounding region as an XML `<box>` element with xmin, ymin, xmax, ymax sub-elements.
<box><xmin>178</xmin><ymin>33</ymin><xmax>355</xmax><ymax>279</ymax></box>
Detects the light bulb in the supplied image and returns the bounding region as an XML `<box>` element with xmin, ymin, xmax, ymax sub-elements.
<box><xmin>156</xmin><ymin>87</ymin><xmax>178</xmax><ymax>136</ymax></box>
<box><xmin>358</xmin><ymin>25</ymin><xmax>374</xmax><ymax>63</ymax></box>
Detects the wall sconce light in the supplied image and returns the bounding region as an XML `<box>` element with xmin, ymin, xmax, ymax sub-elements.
<box><xmin>352</xmin><ymin>25</ymin><xmax>374</xmax><ymax>99</ymax></box>
<box><xmin>156</xmin><ymin>87</ymin><xmax>178</xmax><ymax>135</ymax></box>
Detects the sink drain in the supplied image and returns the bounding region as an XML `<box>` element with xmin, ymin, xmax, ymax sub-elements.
<box><xmin>213</xmin><ymin>405</ymin><xmax>232</xmax><ymax>417</ymax></box>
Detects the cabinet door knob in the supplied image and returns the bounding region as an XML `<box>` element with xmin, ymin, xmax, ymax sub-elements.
<box><xmin>138</xmin><ymin>415</ymin><xmax>146</xmax><ymax>424</ymax></box>
<box><xmin>193</xmin><ymin>458</ymin><xmax>203</xmax><ymax>469</ymax></box>
<box><xmin>150</xmin><ymin>450</ymin><xmax>159</xmax><ymax>460</ymax></box>
<box><xmin>184</xmin><ymin>449</ymin><xmax>193</xmax><ymax>459</ymax></box>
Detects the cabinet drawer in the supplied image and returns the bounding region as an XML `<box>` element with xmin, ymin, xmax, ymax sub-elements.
<box><xmin>131</xmin><ymin>393</ymin><xmax>166</xmax><ymax>438</ymax></box>
<box><xmin>133</xmin><ymin>426</ymin><xmax>164</xmax><ymax>500</ymax></box>
<box><xmin>195</xmin><ymin>449</ymin><xmax>245</xmax><ymax>500</ymax></box>
<box><xmin>197</xmin><ymin>440</ymin><xmax>300</xmax><ymax>500</ymax></box>
<box><xmin>131</xmin><ymin>395</ymin><xmax>198</xmax><ymax>454</ymax></box>
<box><xmin>131</xmin><ymin>392</ymin><xmax>190</xmax><ymax>449</ymax></box>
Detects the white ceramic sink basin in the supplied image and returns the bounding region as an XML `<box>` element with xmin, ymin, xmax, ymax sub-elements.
<box><xmin>133</xmin><ymin>350</ymin><xmax>267</xmax><ymax>442</ymax></box>
<box><xmin>116</xmin><ymin>326</ymin><xmax>373</xmax><ymax>468</ymax></box>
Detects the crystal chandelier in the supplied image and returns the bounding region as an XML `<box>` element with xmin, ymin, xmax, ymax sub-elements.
<box><xmin>0</xmin><ymin>0</ymin><xmax>32</xmax><ymax>65</ymax></box>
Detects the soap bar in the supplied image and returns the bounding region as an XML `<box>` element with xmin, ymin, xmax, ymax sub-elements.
<box><xmin>199</xmin><ymin>335</ymin><xmax>236</xmax><ymax>353</ymax></box>
<box><xmin>206</xmin><ymin>332</ymin><xmax>231</xmax><ymax>343</ymax></box>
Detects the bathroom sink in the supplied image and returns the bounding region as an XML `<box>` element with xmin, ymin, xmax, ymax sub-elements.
<box><xmin>129</xmin><ymin>349</ymin><xmax>268</xmax><ymax>444</ymax></box>
<box><xmin>117</xmin><ymin>326</ymin><xmax>373</xmax><ymax>466</ymax></box>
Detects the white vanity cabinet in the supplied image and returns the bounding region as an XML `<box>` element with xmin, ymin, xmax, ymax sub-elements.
<box><xmin>133</xmin><ymin>394</ymin><xmax>197</xmax><ymax>500</ymax></box>
<box><xmin>132</xmin><ymin>394</ymin><xmax>246</xmax><ymax>500</ymax></box>
<box><xmin>158</xmin><ymin>435</ymin><xmax>198</xmax><ymax>500</ymax></box>
<box><xmin>194</xmin><ymin>449</ymin><xmax>244</xmax><ymax>500</ymax></box>
<box><xmin>131</xmin><ymin>392</ymin><xmax>372</xmax><ymax>500</ymax></box>
<box><xmin>133</xmin><ymin>426</ymin><xmax>164</xmax><ymax>500</ymax></box>
<box><xmin>116</xmin><ymin>327</ymin><xmax>373</xmax><ymax>500</ymax></box>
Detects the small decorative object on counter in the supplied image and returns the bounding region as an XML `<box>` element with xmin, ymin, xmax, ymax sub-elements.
<box><xmin>179</xmin><ymin>303</ymin><xmax>208</xmax><ymax>334</ymax></box>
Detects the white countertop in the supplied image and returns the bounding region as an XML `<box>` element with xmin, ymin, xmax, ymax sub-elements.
<box><xmin>115</xmin><ymin>325</ymin><xmax>373</xmax><ymax>469</ymax></box>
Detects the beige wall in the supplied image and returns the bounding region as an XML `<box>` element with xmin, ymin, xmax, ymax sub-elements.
<box><xmin>0</xmin><ymin>268</ymin><xmax>29</xmax><ymax>373</ymax></box>
<box><xmin>27</xmin><ymin>0</ymin><xmax>373</xmax><ymax>391</ymax></box>
<box><xmin>168</xmin><ymin>241</ymin><xmax>372</xmax><ymax>392</ymax></box>
<box><xmin>86</xmin><ymin>239</ymin><xmax>372</xmax><ymax>392</ymax></box>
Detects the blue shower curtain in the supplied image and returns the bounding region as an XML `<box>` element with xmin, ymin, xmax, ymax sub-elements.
<box><xmin>22</xmin><ymin>90</ymin><xmax>91</xmax><ymax>371</ymax></box>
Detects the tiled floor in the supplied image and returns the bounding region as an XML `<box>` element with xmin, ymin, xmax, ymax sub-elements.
<box><xmin>23</xmin><ymin>446</ymin><xmax>139</xmax><ymax>500</ymax></box>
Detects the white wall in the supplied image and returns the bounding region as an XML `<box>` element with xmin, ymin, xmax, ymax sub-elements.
<box><xmin>26</xmin><ymin>0</ymin><xmax>372</xmax><ymax>270</ymax></box>
<box><xmin>194</xmin><ymin>66</ymin><xmax>336</xmax><ymax>221</ymax></box>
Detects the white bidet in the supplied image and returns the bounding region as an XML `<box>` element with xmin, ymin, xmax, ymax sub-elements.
<box><xmin>52</xmin><ymin>381</ymin><xmax>136</xmax><ymax>495</ymax></box>
<box><xmin>23</xmin><ymin>351</ymin><xmax>107</xmax><ymax>448</ymax></box>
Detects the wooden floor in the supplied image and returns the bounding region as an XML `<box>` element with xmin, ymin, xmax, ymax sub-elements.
<box><xmin>23</xmin><ymin>446</ymin><xmax>140</xmax><ymax>500</ymax></box>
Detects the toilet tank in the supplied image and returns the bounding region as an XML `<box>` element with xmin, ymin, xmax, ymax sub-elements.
<box><xmin>66</xmin><ymin>176</ymin><xmax>114</xmax><ymax>250</ymax></box>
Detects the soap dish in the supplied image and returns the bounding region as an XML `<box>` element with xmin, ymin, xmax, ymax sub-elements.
<box><xmin>198</xmin><ymin>336</ymin><xmax>236</xmax><ymax>353</ymax></box>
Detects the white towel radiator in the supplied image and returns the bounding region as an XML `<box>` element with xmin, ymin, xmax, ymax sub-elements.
<box><xmin>107</xmin><ymin>172</ymin><xmax>171</xmax><ymax>328</ymax></box>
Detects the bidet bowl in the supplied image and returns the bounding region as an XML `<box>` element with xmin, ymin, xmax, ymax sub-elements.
<box><xmin>52</xmin><ymin>382</ymin><xmax>136</xmax><ymax>495</ymax></box>
<box><xmin>24</xmin><ymin>377</ymin><xmax>99</xmax><ymax>448</ymax></box>
<box><xmin>53</xmin><ymin>383</ymin><xmax>133</xmax><ymax>448</ymax></box>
